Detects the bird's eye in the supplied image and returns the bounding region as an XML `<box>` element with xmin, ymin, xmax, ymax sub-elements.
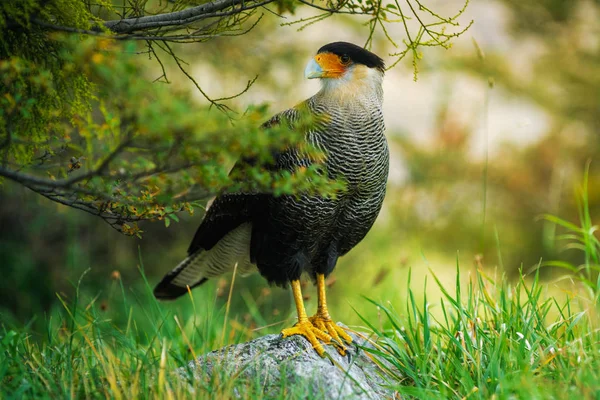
<box><xmin>340</xmin><ymin>55</ymin><xmax>351</xmax><ymax>65</ymax></box>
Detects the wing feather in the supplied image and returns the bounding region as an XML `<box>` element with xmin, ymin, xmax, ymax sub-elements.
<box><xmin>153</xmin><ymin>107</ymin><xmax>302</xmax><ymax>300</ymax></box>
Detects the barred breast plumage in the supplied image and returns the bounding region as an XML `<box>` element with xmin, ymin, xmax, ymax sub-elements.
<box><xmin>251</xmin><ymin>87</ymin><xmax>388</xmax><ymax>285</ymax></box>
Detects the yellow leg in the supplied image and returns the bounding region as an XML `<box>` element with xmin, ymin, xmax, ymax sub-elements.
<box><xmin>309</xmin><ymin>273</ymin><xmax>353</xmax><ymax>355</ymax></box>
<box><xmin>281</xmin><ymin>280</ymin><xmax>332</xmax><ymax>356</ymax></box>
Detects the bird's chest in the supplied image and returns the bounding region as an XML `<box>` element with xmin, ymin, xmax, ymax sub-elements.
<box><xmin>310</xmin><ymin>110</ymin><xmax>387</xmax><ymax>189</ymax></box>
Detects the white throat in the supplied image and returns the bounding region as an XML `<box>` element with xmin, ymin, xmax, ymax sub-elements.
<box><xmin>318</xmin><ymin>65</ymin><xmax>384</xmax><ymax>106</ymax></box>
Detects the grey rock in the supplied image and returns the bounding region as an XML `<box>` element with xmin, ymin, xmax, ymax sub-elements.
<box><xmin>178</xmin><ymin>324</ymin><xmax>396</xmax><ymax>399</ymax></box>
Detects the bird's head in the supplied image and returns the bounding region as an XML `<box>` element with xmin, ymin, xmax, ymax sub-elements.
<box><xmin>305</xmin><ymin>42</ymin><xmax>385</xmax><ymax>97</ymax></box>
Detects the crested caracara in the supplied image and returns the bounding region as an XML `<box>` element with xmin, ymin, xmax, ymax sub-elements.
<box><xmin>154</xmin><ymin>42</ymin><xmax>388</xmax><ymax>357</ymax></box>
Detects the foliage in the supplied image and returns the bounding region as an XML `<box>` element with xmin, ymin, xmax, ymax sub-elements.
<box><xmin>358</xmin><ymin>176</ymin><xmax>600</xmax><ymax>398</ymax></box>
<box><xmin>0</xmin><ymin>34</ymin><xmax>339</xmax><ymax>234</ymax></box>
<box><xmin>0</xmin><ymin>0</ymin><xmax>471</xmax><ymax>234</ymax></box>
<box><xmin>2</xmin><ymin>0</ymin><xmax>600</xmax><ymax>397</ymax></box>
<box><xmin>541</xmin><ymin>164</ymin><xmax>600</xmax><ymax>301</ymax></box>
<box><xmin>2</xmin><ymin>253</ymin><xmax>599</xmax><ymax>398</ymax></box>
<box><xmin>361</xmin><ymin>266</ymin><xmax>599</xmax><ymax>398</ymax></box>
<box><xmin>0</xmin><ymin>265</ymin><xmax>280</xmax><ymax>398</ymax></box>
<box><xmin>1</xmin><ymin>183</ymin><xmax>598</xmax><ymax>398</ymax></box>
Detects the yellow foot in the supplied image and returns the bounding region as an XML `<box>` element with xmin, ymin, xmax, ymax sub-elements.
<box><xmin>309</xmin><ymin>315</ymin><xmax>353</xmax><ymax>356</ymax></box>
<box><xmin>281</xmin><ymin>320</ymin><xmax>332</xmax><ymax>357</ymax></box>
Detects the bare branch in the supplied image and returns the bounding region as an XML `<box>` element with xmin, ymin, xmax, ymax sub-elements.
<box><xmin>101</xmin><ymin>0</ymin><xmax>274</xmax><ymax>33</ymax></box>
<box><xmin>0</xmin><ymin>157</ymin><xmax>215</xmax><ymax>234</ymax></box>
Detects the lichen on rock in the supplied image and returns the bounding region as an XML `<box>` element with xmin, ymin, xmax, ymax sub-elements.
<box><xmin>178</xmin><ymin>324</ymin><xmax>395</xmax><ymax>399</ymax></box>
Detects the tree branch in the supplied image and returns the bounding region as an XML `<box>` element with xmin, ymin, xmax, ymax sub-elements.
<box><xmin>101</xmin><ymin>0</ymin><xmax>274</xmax><ymax>33</ymax></box>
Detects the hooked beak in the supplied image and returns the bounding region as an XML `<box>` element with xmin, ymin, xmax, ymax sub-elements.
<box><xmin>304</xmin><ymin>57</ymin><xmax>324</xmax><ymax>79</ymax></box>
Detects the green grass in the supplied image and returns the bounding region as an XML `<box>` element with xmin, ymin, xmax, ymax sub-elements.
<box><xmin>361</xmin><ymin>267</ymin><xmax>600</xmax><ymax>398</ymax></box>
<box><xmin>0</xmin><ymin>267</ymin><xmax>286</xmax><ymax>398</ymax></box>
<box><xmin>2</xmin><ymin>176</ymin><xmax>600</xmax><ymax>399</ymax></box>
<box><xmin>357</xmin><ymin>170</ymin><xmax>600</xmax><ymax>399</ymax></box>
<box><xmin>2</xmin><ymin>261</ymin><xmax>600</xmax><ymax>399</ymax></box>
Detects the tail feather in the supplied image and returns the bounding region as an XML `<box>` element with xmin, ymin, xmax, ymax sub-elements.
<box><xmin>153</xmin><ymin>253</ymin><xmax>209</xmax><ymax>300</ymax></box>
<box><xmin>153</xmin><ymin>223</ymin><xmax>255</xmax><ymax>300</ymax></box>
<box><xmin>153</xmin><ymin>277</ymin><xmax>208</xmax><ymax>300</ymax></box>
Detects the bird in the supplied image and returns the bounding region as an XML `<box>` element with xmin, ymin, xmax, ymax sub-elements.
<box><xmin>154</xmin><ymin>42</ymin><xmax>388</xmax><ymax>357</ymax></box>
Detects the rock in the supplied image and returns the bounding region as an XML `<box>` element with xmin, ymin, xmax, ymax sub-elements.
<box><xmin>178</xmin><ymin>324</ymin><xmax>396</xmax><ymax>399</ymax></box>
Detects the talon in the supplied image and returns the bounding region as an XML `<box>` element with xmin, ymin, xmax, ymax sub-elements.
<box><xmin>283</xmin><ymin>277</ymin><xmax>354</xmax><ymax>358</ymax></box>
<box><xmin>282</xmin><ymin>320</ymin><xmax>332</xmax><ymax>357</ymax></box>
<box><xmin>309</xmin><ymin>315</ymin><xmax>352</xmax><ymax>356</ymax></box>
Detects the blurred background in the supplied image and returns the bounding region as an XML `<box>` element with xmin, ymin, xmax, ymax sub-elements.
<box><xmin>1</xmin><ymin>0</ymin><xmax>598</xmax><ymax>342</ymax></box>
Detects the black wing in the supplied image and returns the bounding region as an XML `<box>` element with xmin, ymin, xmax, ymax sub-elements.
<box><xmin>153</xmin><ymin>108</ymin><xmax>303</xmax><ymax>300</ymax></box>
<box><xmin>185</xmin><ymin>108</ymin><xmax>301</xmax><ymax>254</ymax></box>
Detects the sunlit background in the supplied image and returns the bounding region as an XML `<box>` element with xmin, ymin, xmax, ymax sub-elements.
<box><xmin>1</xmin><ymin>0</ymin><xmax>598</xmax><ymax>344</ymax></box>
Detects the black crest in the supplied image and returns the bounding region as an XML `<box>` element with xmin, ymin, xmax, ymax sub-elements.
<box><xmin>317</xmin><ymin>42</ymin><xmax>385</xmax><ymax>72</ymax></box>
